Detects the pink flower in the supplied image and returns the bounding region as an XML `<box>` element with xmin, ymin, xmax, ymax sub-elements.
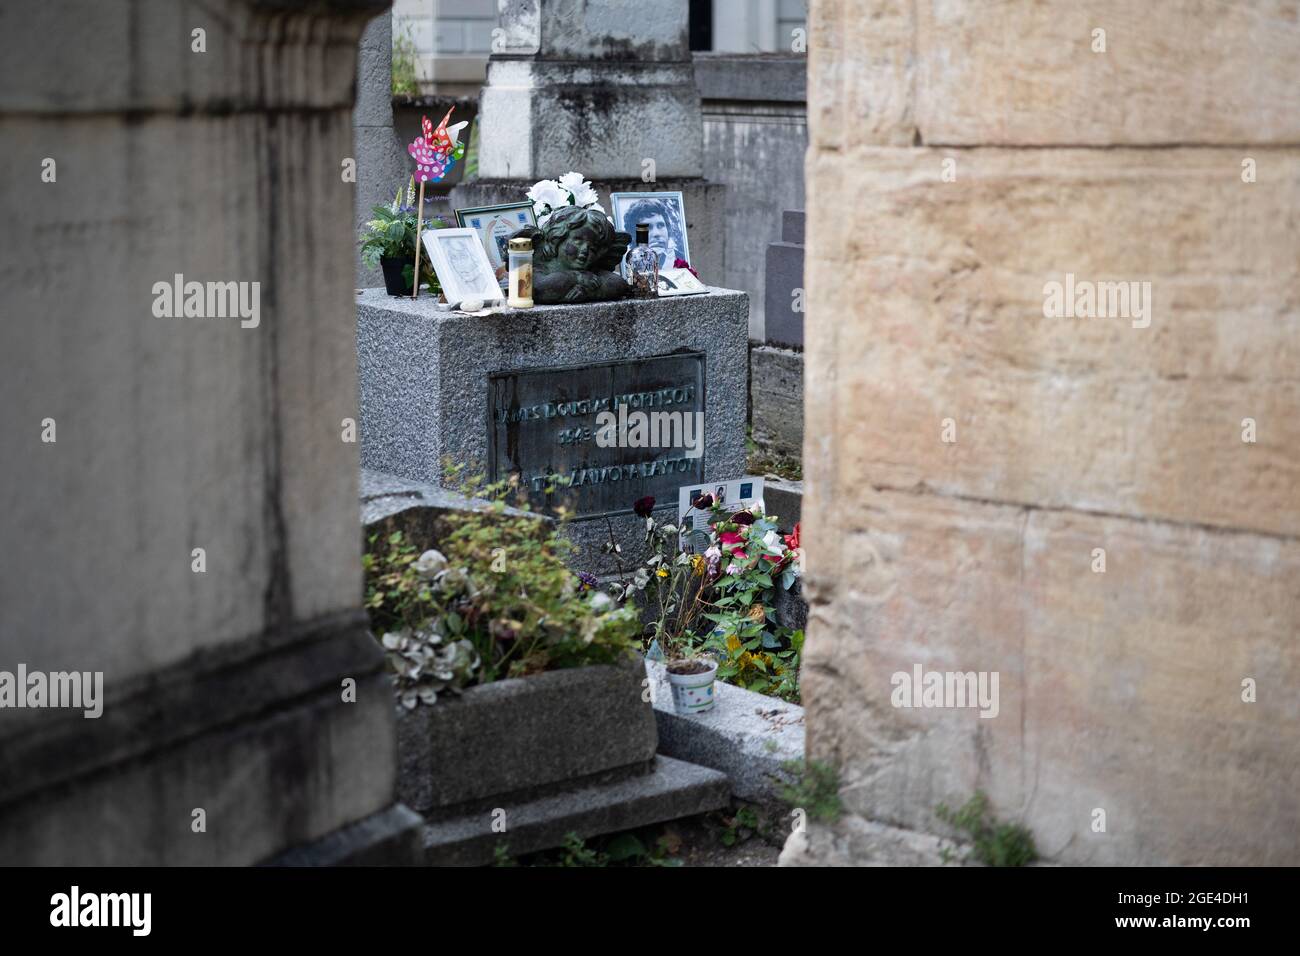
<box><xmin>719</xmin><ymin>530</ymin><xmax>745</xmax><ymax>555</ymax></box>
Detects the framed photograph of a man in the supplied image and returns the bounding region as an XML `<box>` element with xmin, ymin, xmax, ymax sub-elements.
<box><xmin>455</xmin><ymin>201</ymin><xmax>537</xmax><ymax>278</ymax></box>
<box><xmin>609</xmin><ymin>191</ymin><xmax>691</xmax><ymax>278</ymax></box>
<box><xmin>421</xmin><ymin>227</ymin><xmax>503</xmax><ymax>304</ymax></box>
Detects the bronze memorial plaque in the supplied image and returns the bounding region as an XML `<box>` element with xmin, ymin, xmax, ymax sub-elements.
<box><xmin>489</xmin><ymin>353</ymin><xmax>706</xmax><ymax>518</ymax></box>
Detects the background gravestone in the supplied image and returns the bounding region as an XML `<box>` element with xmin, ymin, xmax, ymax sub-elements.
<box><xmin>450</xmin><ymin>0</ymin><xmax>726</xmax><ymax>291</ymax></box>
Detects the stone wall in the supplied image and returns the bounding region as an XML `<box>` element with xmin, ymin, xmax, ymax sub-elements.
<box><xmin>798</xmin><ymin>0</ymin><xmax>1300</xmax><ymax>865</ymax></box>
<box><xmin>0</xmin><ymin>0</ymin><xmax>414</xmax><ymax>864</ymax></box>
<box><xmin>698</xmin><ymin>53</ymin><xmax>806</xmax><ymax>340</ymax></box>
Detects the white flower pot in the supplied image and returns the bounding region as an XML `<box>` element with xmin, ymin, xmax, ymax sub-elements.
<box><xmin>666</xmin><ymin>658</ymin><xmax>718</xmax><ymax>714</ymax></box>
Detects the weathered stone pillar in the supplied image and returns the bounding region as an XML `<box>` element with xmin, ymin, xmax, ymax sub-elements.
<box><xmin>354</xmin><ymin>10</ymin><xmax>409</xmax><ymax>288</ymax></box>
<box><xmin>789</xmin><ymin>0</ymin><xmax>1300</xmax><ymax>865</ymax></box>
<box><xmin>451</xmin><ymin>0</ymin><xmax>725</xmax><ymax>287</ymax></box>
<box><xmin>0</xmin><ymin>0</ymin><xmax>419</xmax><ymax>864</ymax></box>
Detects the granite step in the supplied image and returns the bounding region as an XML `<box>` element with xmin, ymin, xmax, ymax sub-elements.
<box><xmin>421</xmin><ymin>755</ymin><xmax>730</xmax><ymax>865</ymax></box>
<box><xmin>645</xmin><ymin>660</ymin><xmax>805</xmax><ymax>809</ymax></box>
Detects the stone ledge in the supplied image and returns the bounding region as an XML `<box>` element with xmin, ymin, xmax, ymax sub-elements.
<box><xmin>778</xmin><ymin>814</ymin><xmax>960</xmax><ymax>867</ymax></box>
<box><xmin>422</xmin><ymin>754</ymin><xmax>730</xmax><ymax>866</ymax></box>
<box><xmin>0</xmin><ymin>0</ymin><xmax>386</xmax><ymax>115</ymax></box>
<box><xmin>397</xmin><ymin>656</ymin><xmax>657</xmax><ymax>817</ymax></box>
<box><xmin>762</xmin><ymin>476</ymin><xmax>803</xmax><ymax>530</ymax></box>
<box><xmin>778</xmin><ymin>813</ymin><xmax>1059</xmax><ymax>867</ymax></box>
<box><xmin>645</xmin><ymin>660</ymin><xmax>804</xmax><ymax>807</ymax></box>
<box><xmin>694</xmin><ymin>53</ymin><xmax>807</xmax><ymax>104</ymax></box>
<box><xmin>0</xmin><ymin>613</ymin><xmax>398</xmax><ymax>865</ymax></box>
<box><xmin>361</xmin><ymin>467</ymin><xmax>543</xmax><ymax>533</ymax></box>
<box><xmin>0</xmin><ymin>609</ymin><xmax>382</xmax><ymax>809</ymax></box>
<box><xmin>264</xmin><ymin>803</ymin><xmax>425</xmax><ymax>867</ymax></box>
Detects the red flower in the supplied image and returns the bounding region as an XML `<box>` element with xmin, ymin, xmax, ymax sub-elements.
<box><xmin>730</xmin><ymin>510</ymin><xmax>755</xmax><ymax>526</ymax></box>
<box><xmin>633</xmin><ymin>496</ymin><xmax>656</xmax><ymax>517</ymax></box>
<box><xmin>719</xmin><ymin>530</ymin><xmax>746</xmax><ymax>555</ymax></box>
<box><xmin>691</xmin><ymin>492</ymin><xmax>714</xmax><ymax>509</ymax></box>
<box><xmin>673</xmin><ymin>258</ymin><xmax>699</xmax><ymax>279</ymax></box>
<box><xmin>783</xmin><ymin>522</ymin><xmax>800</xmax><ymax>551</ymax></box>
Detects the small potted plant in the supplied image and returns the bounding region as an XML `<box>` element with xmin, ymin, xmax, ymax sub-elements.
<box><xmin>359</xmin><ymin>177</ymin><xmax>445</xmax><ymax>296</ymax></box>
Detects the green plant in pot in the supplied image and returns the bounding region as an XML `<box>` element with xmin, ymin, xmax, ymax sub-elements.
<box><xmin>360</xmin><ymin>177</ymin><xmax>445</xmax><ymax>296</ymax></box>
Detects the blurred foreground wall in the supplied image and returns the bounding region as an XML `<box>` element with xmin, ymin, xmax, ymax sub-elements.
<box><xmin>797</xmin><ymin>0</ymin><xmax>1300</xmax><ymax>864</ymax></box>
<box><xmin>0</xmin><ymin>0</ymin><xmax>417</xmax><ymax>865</ymax></box>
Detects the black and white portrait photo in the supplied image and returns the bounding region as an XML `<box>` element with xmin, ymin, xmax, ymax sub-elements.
<box><xmin>610</xmin><ymin>191</ymin><xmax>691</xmax><ymax>275</ymax></box>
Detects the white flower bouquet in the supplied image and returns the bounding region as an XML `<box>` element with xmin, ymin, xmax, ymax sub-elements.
<box><xmin>527</xmin><ymin>171</ymin><xmax>606</xmax><ymax>225</ymax></box>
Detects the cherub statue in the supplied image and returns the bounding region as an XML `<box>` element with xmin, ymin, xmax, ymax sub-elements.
<box><xmin>510</xmin><ymin>205</ymin><xmax>631</xmax><ymax>304</ymax></box>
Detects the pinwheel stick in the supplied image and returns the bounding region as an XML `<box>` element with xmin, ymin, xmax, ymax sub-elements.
<box><xmin>411</xmin><ymin>180</ymin><xmax>427</xmax><ymax>300</ymax></box>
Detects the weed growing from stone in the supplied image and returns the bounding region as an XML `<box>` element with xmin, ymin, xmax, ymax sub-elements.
<box><xmin>780</xmin><ymin>759</ymin><xmax>843</xmax><ymax>823</ymax></box>
<box><xmin>935</xmin><ymin>791</ymin><xmax>1038</xmax><ymax>867</ymax></box>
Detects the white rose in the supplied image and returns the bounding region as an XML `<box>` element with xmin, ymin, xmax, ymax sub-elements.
<box><xmin>526</xmin><ymin>178</ymin><xmax>568</xmax><ymax>217</ymax></box>
<box><xmin>557</xmin><ymin>170</ymin><xmax>588</xmax><ymax>193</ymax></box>
<box><xmin>762</xmin><ymin>530</ymin><xmax>786</xmax><ymax>555</ymax></box>
<box><xmin>412</xmin><ymin>549</ymin><xmax>448</xmax><ymax>578</ymax></box>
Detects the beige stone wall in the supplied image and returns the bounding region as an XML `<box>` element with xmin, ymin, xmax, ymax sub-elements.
<box><xmin>800</xmin><ymin>0</ymin><xmax>1300</xmax><ymax>864</ymax></box>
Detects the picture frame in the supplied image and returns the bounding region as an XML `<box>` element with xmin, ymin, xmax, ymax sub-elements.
<box><xmin>421</xmin><ymin>227</ymin><xmax>504</xmax><ymax>304</ymax></box>
<box><xmin>677</xmin><ymin>478</ymin><xmax>765</xmax><ymax>553</ymax></box>
<box><xmin>609</xmin><ymin>191</ymin><xmax>691</xmax><ymax>279</ymax></box>
<box><xmin>657</xmin><ymin>267</ymin><xmax>708</xmax><ymax>297</ymax></box>
<box><xmin>454</xmin><ymin>201</ymin><xmax>538</xmax><ymax>276</ymax></box>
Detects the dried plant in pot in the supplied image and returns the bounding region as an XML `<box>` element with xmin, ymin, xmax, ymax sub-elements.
<box><xmin>607</xmin><ymin>495</ymin><xmax>722</xmax><ymax>713</ymax></box>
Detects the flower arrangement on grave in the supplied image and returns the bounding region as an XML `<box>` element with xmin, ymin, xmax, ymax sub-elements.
<box><xmin>364</xmin><ymin>489</ymin><xmax>639</xmax><ymax>709</ymax></box>
<box><xmin>603</xmin><ymin>494</ymin><xmax>805</xmax><ymax>702</ymax></box>
<box><xmin>526</xmin><ymin>171</ymin><xmax>607</xmax><ymax>225</ymax></box>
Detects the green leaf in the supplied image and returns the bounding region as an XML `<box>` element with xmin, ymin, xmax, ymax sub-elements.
<box><xmin>604</xmin><ymin>833</ymin><xmax>647</xmax><ymax>862</ymax></box>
